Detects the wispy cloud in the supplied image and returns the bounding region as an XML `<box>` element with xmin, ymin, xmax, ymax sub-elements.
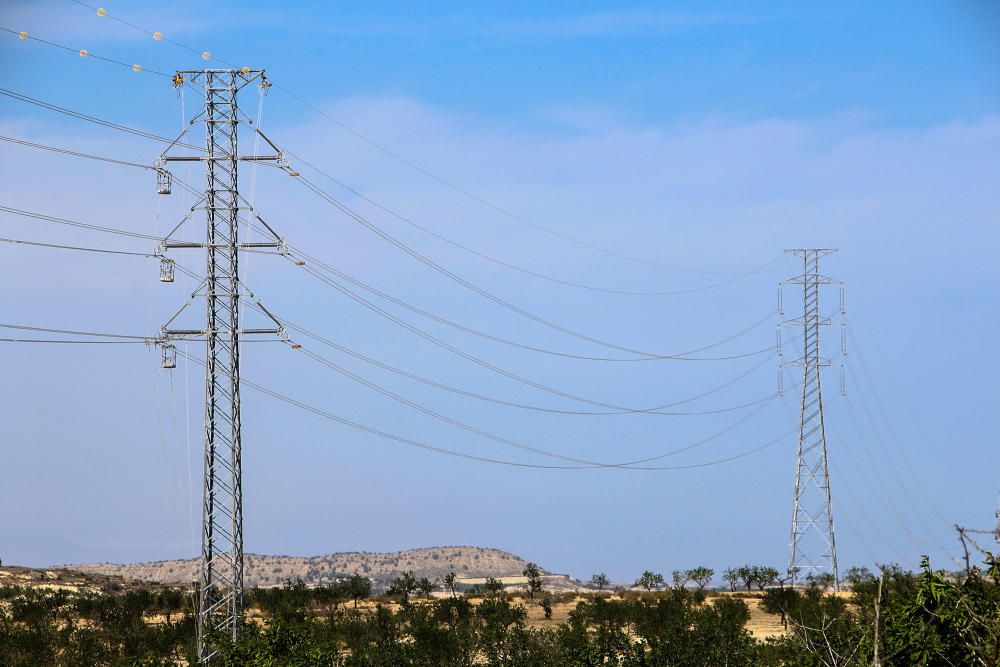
<box><xmin>495</xmin><ymin>7</ymin><xmax>803</xmax><ymax>38</ymax></box>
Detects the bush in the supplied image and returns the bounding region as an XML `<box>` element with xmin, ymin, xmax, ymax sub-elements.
<box><xmin>2</xmin><ymin>555</ymin><xmax>997</xmax><ymax>666</ymax></box>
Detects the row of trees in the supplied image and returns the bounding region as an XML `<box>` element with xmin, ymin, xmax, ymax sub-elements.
<box><xmin>628</xmin><ymin>567</ymin><xmax>718</xmax><ymax>592</ymax></box>
<box><xmin>593</xmin><ymin>564</ymin><xmax>841</xmax><ymax>593</ymax></box>
<box><xmin>314</xmin><ymin>561</ymin><xmax>821</xmax><ymax>601</ymax></box>
<box><xmin>594</xmin><ymin>565</ymin><xmax>780</xmax><ymax>592</ymax></box>
<box><xmin>384</xmin><ymin>562</ymin><xmax>548</xmax><ymax>603</ymax></box>
<box><xmin>2</xmin><ymin>553</ymin><xmax>997</xmax><ymax>665</ymax></box>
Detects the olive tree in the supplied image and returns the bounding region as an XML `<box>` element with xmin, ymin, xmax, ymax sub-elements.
<box><xmin>635</xmin><ymin>571</ymin><xmax>665</xmax><ymax>591</ymax></box>
<box><xmin>722</xmin><ymin>568</ymin><xmax>740</xmax><ymax>592</ymax></box>
<box><xmin>442</xmin><ymin>571</ymin><xmax>458</xmax><ymax>597</ymax></box>
<box><xmin>686</xmin><ymin>566</ymin><xmax>715</xmax><ymax>590</ymax></box>
<box><xmin>343</xmin><ymin>574</ymin><xmax>372</xmax><ymax>608</ymax></box>
<box><xmin>522</xmin><ymin>563</ymin><xmax>544</xmax><ymax>600</ymax></box>
<box><xmin>387</xmin><ymin>571</ymin><xmax>420</xmax><ymax>605</ymax></box>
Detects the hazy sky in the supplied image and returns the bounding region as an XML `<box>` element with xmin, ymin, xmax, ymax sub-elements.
<box><xmin>1</xmin><ymin>1</ymin><xmax>998</xmax><ymax>582</ymax></box>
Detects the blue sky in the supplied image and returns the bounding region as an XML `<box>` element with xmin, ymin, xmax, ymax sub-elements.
<box><xmin>0</xmin><ymin>1</ymin><xmax>998</xmax><ymax>582</ymax></box>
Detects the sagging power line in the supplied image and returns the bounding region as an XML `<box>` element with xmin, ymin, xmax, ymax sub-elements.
<box><xmin>60</xmin><ymin>0</ymin><xmax>778</xmax><ymax>277</ymax></box>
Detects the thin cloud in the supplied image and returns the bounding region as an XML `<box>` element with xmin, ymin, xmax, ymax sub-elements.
<box><xmin>496</xmin><ymin>8</ymin><xmax>806</xmax><ymax>38</ymax></box>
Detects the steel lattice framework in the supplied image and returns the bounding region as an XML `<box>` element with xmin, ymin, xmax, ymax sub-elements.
<box><xmin>159</xmin><ymin>69</ymin><xmax>281</xmax><ymax>662</ymax></box>
<box><xmin>781</xmin><ymin>249</ymin><xmax>840</xmax><ymax>588</ymax></box>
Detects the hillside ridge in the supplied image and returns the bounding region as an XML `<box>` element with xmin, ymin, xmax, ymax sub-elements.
<box><xmin>67</xmin><ymin>546</ymin><xmax>535</xmax><ymax>590</ymax></box>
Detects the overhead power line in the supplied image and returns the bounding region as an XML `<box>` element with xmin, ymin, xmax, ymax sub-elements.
<box><xmin>152</xmin><ymin>263</ymin><xmax>776</xmax><ymax>418</ymax></box>
<box><xmin>177</xmin><ymin>347</ymin><xmax>792</xmax><ymax>471</ymax></box>
<box><xmin>0</xmin><ymin>236</ymin><xmax>154</xmax><ymax>256</ymax></box>
<box><xmin>0</xmin><ymin>323</ymin><xmax>149</xmax><ymax>340</ymax></box>
<box><xmin>279</xmin><ymin>145</ymin><xmax>782</xmax><ymax>296</ymax></box>
<box><xmin>0</xmin><ymin>204</ymin><xmax>163</xmax><ymax>240</ymax></box>
<box><xmin>270</xmin><ymin>87</ymin><xmax>767</xmax><ymax>277</ymax></box>
<box><xmin>296</xmin><ymin>262</ymin><xmax>770</xmax><ymax>413</ymax></box>
<box><xmin>62</xmin><ymin>0</ymin><xmax>777</xmax><ymax>277</ymax></box>
<box><xmin>779</xmin><ymin>331</ymin><xmax>956</xmax><ymax>564</ymax></box>
<box><xmin>223</xmin><ymin>191</ymin><xmax>778</xmax><ymax>365</ymax></box>
<box><xmin>0</xmin><ymin>323</ymin><xmax>790</xmax><ymax>469</ymax></box>
<box><xmin>0</xmin><ymin>132</ymin><xmax>208</xmax><ymax>202</ymax></box>
<box><xmin>293</xmin><ymin>340</ymin><xmax>775</xmax><ymax>468</ymax></box>
<box><xmin>0</xmin><ymin>337</ymin><xmax>146</xmax><ymax>344</ymax></box>
<box><xmin>0</xmin><ymin>87</ymin><xmax>202</xmax><ymax>150</ymax></box>
<box><xmin>844</xmin><ymin>321</ymin><xmax>952</xmax><ymax>526</ymax></box>
<box><xmin>67</xmin><ymin>0</ymin><xmax>210</xmax><ymax>60</ymax></box>
<box><xmin>0</xmin><ymin>25</ymin><xmax>171</xmax><ymax>76</ymax></box>
<box><xmin>844</xmin><ymin>369</ymin><xmax>957</xmax><ymax>556</ymax></box>
<box><xmin>287</xmin><ymin>167</ymin><xmax>768</xmax><ymax>359</ymax></box>
<box><xmin>255</xmin><ymin>303</ymin><xmax>776</xmax><ymax>417</ymax></box>
<box><xmin>0</xmin><ymin>134</ymin><xmax>153</xmax><ymax>169</ymax></box>
<box><xmin>284</xmin><ymin>245</ymin><xmax>775</xmax><ymax>363</ymax></box>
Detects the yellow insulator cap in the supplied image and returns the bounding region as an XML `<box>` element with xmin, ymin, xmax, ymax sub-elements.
<box><xmin>96</xmin><ymin>7</ymin><xmax>106</xmax><ymax>16</ymax></box>
<box><xmin>241</xmin><ymin>66</ymin><xmax>250</xmax><ymax>74</ymax></box>
<box><xmin>132</xmin><ymin>63</ymin><xmax>142</xmax><ymax>72</ymax></box>
<box><xmin>18</xmin><ymin>31</ymin><xmax>28</xmax><ymax>40</ymax></box>
<box><xmin>201</xmin><ymin>51</ymin><xmax>211</xmax><ymax>60</ymax></box>
<box><xmin>79</xmin><ymin>49</ymin><xmax>88</xmax><ymax>57</ymax></box>
<box><xmin>152</xmin><ymin>31</ymin><xmax>163</xmax><ymax>41</ymax></box>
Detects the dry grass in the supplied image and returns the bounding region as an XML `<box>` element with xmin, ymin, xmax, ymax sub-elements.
<box><xmin>5</xmin><ymin>564</ymin><xmax>830</xmax><ymax>641</ymax></box>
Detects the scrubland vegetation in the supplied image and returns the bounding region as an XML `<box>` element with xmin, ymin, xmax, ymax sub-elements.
<box><xmin>1</xmin><ymin>555</ymin><xmax>998</xmax><ymax>666</ymax></box>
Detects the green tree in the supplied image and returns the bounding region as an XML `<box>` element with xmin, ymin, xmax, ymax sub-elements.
<box><xmin>760</xmin><ymin>586</ymin><xmax>799</xmax><ymax>629</ymax></box>
<box><xmin>807</xmin><ymin>571</ymin><xmax>837</xmax><ymax>592</ymax></box>
<box><xmin>777</xmin><ymin>582</ymin><xmax>866</xmax><ymax>665</ymax></box>
<box><xmin>590</xmin><ymin>573</ymin><xmax>610</xmax><ymax>591</ymax></box>
<box><xmin>522</xmin><ymin>563</ymin><xmax>544</xmax><ymax>600</ymax></box>
<box><xmin>387</xmin><ymin>571</ymin><xmax>420</xmax><ymax>605</ymax></box>
<box><xmin>634</xmin><ymin>571</ymin><xmax>665</xmax><ymax>591</ymax></box>
<box><xmin>844</xmin><ymin>565</ymin><xmax>875</xmax><ymax>586</ymax></box>
<box><xmin>343</xmin><ymin>573</ymin><xmax>372</xmax><ymax>608</ymax></box>
<box><xmin>722</xmin><ymin>567</ymin><xmax>740</xmax><ymax>592</ymax></box>
<box><xmin>687</xmin><ymin>566</ymin><xmax>715</xmax><ymax>590</ymax></box>
<box><xmin>155</xmin><ymin>588</ymin><xmax>185</xmax><ymax>624</ymax></box>
<box><xmin>737</xmin><ymin>566</ymin><xmax>754</xmax><ymax>591</ymax></box>
<box><xmin>417</xmin><ymin>576</ymin><xmax>437</xmax><ymax>598</ymax></box>
<box><xmin>481</xmin><ymin>577</ymin><xmax>506</xmax><ymax>600</ymax></box>
<box><xmin>539</xmin><ymin>595</ymin><xmax>554</xmax><ymax>620</ymax></box>
<box><xmin>476</xmin><ymin>596</ymin><xmax>528</xmax><ymax>665</ymax></box>
<box><xmin>443</xmin><ymin>571</ymin><xmax>459</xmax><ymax>597</ymax></box>
<box><xmin>749</xmin><ymin>565</ymin><xmax>779</xmax><ymax>591</ymax></box>
<box><xmin>313</xmin><ymin>582</ymin><xmax>345</xmax><ymax>619</ymax></box>
<box><xmin>878</xmin><ymin>555</ymin><xmax>1000</xmax><ymax>666</ymax></box>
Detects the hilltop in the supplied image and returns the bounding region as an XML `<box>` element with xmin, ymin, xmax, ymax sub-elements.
<box><xmin>67</xmin><ymin>546</ymin><xmax>539</xmax><ymax>590</ymax></box>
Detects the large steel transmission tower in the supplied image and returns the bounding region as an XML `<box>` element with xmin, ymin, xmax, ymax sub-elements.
<box><xmin>157</xmin><ymin>69</ymin><xmax>281</xmax><ymax>661</ymax></box>
<box><xmin>779</xmin><ymin>249</ymin><xmax>842</xmax><ymax>587</ymax></box>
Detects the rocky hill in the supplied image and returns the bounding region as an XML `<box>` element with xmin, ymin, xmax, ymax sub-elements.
<box><xmin>68</xmin><ymin>546</ymin><xmax>533</xmax><ymax>590</ymax></box>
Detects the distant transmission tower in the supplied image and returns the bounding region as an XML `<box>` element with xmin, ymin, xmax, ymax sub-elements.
<box><xmin>157</xmin><ymin>69</ymin><xmax>282</xmax><ymax>662</ymax></box>
<box><xmin>779</xmin><ymin>249</ymin><xmax>844</xmax><ymax>588</ymax></box>
<box><xmin>995</xmin><ymin>493</ymin><xmax>1000</xmax><ymax>548</ymax></box>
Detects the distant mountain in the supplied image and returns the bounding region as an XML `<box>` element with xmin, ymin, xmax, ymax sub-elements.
<box><xmin>68</xmin><ymin>546</ymin><xmax>534</xmax><ymax>590</ymax></box>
